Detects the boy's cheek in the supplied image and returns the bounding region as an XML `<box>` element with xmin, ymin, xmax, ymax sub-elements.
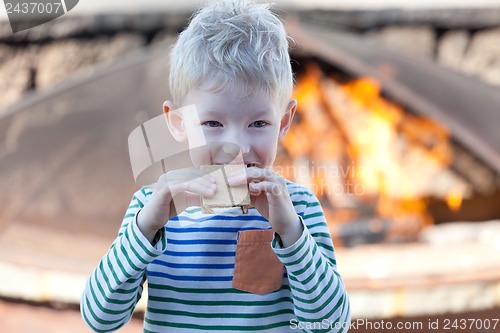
<box><xmin>185</xmin><ymin>127</ymin><xmax>208</xmax><ymax>148</ymax></box>
<box><xmin>188</xmin><ymin>146</ymin><xmax>212</xmax><ymax>167</ymax></box>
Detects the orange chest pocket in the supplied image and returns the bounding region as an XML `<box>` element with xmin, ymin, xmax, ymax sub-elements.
<box><xmin>232</xmin><ymin>229</ymin><xmax>285</xmax><ymax>295</ymax></box>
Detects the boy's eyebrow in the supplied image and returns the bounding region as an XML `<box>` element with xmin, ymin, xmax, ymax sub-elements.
<box><xmin>203</xmin><ymin>109</ymin><xmax>272</xmax><ymax>118</ymax></box>
<box><xmin>203</xmin><ymin>109</ymin><xmax>224</xmax><ymax>116</ymax></box>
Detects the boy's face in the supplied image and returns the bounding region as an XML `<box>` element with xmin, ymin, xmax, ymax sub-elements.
<box><xmin>165</xmin><ymin>84</ymin><xmax>296</xmax><ymax>169</ymax></box>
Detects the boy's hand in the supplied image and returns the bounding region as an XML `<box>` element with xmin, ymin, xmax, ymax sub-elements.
<box><xmin>137</xmin><ymin>168</ymin><xmax>216</xmax><ymax>243</ymax></box>
<box><xmin>227</xmin><ymin>167</ymin><xmax>303</xmax><ymax>247</ymax></box>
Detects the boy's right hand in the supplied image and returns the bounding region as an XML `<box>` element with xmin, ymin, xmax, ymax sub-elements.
<box><xmin>136</xmin><ymin>167</ymin><xmax>217</xmax><ymax>243</ymax></box>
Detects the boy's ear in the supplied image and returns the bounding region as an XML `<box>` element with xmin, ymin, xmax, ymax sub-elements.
<box><xmin>278</xmin><ymin>99</ymin><xmax>297</xmax><ymax>140</ymax></box>
<box><xmin>163</xmin><ymin>100</ymin><xmax>187</xmax><ymax>142</ymax></box>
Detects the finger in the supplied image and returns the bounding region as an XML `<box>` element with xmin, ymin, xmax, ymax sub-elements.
<box><xmin>161</xmin><ymin>170</ymin><xmax>216</xmax><ymax>192</ymax></box>
<box><xmin>249</xmin><ymin>181</ymin><xmax>286</xmax><ymax>201</ymax></box>
<box><xmin>169</xmin><ymin>178</ymin><xmax>217</xmax><ymax>198</ymax></box>
<box><xmin>227</xmin><ymin>167</ymin><xmax>276</xmax><ymax>186</ymax></box>
<box><xmin>226</xmin><ymin>167</ymin><xmax>248</xmax><ymax>186</ymax></box>
<box><xmin>161</xmin><ymin>167</ymin><xmax>216</xmax><ymax>186</ymax></box>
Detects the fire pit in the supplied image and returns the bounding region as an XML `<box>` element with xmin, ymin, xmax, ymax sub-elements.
<box><xmin>280</xmin><ymin>17</ymin><xmax>500</xmax><ymax>326</ymax></box>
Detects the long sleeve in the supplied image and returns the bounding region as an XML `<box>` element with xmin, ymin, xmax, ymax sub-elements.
<box><xmin>81</xmin><ymin>189</ymin><xmax>167</xmax><ymax>333</ymax></box>
<box><xmin>271</xmin><ymin>187</ymin><xmax>351</xmax><ymax>333</ymax></box>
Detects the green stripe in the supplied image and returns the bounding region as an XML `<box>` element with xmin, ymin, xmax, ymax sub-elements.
<box><xmin>94</xmin><ymin>272</ymin><xmax>139</xmax><ymax>305</ymax></box>
<box><xmin>144</xmin><ymin>317</ymin><xmax>291</xmax><ymax>330</ymax></box>
<box><xmin>105</xmin><ymin>248</ymin><xmax>122</xmax><ymax>287</ymax></box>
<box><xmin>289</xmin><ymin>254</ymin><xmax>324</xmax><ymax>286</ymax></box>
<box><xmin>292</xmin><ymin>273</ymin><xmax>335</xmax><ymax>305</ymax></box>
<box><xmin>292</xmin><ymin>200</ymin><xmax>308</xmax><ymax>206</ymax></box>
<box><xmin>275</xmin><ymin>233</ymin><xmax>306</xmax><ymax>259</ymax></box>
<box><xmin>139</xmin><ymin>187</ymin><xmax>153</xmax><ymax>195</ymax></box>
<box><xmin>326</xmin><ymin>295</ymin><xmax>350</xmax><ymax>330</ymax></box>
<box><xmin>83</xmin><ymin>293</ymin><xmax>128</xmax><ymax>327</ymax></box>
<box><xmin>289</xmin><ymin>190</ymin><xmax>313</xmax><ymax>197</ymax></box>
<box><xmin>287</xmin><ymin>261</ymin><xmax>329</xmax><ymax>295</ymax></box>
<box><xmin>124</xmin><ymin>225</ymin><xmax>150</xmax><ymax>266</ymax></box>
<box><xmin>303</xmin><ymin>212</ymin><xmax>323</xmax><ymax>220</ymax></box>
<box><xmin>185</xmin><ymin>207</ymin><xmax>201</xmax><ymax>213</ymax></box>
<box><xmin>271</xmin><ymin>236</ymin><xmax>279</xmax><ymax>248</ymax></box>
<box><xmin>290</xmin><ymin>244</ymin><xmax>317</xmax><ymax>276</ymax></box>
<box><xmin>307</xmin><ymin>221</ymin><xmax>327</xmax><ymax>229</ymax></box>
<box><xmin>112</xmin><ymin>243</ymin><xmax>133</xmax><ymax>280</ymax></box>
<box><xmin>295</xmin><ymin>273</ymin><xmax>340</xmax><ymax>314</ymax></box>
<box><xmin>316</xmin><ymin>242</ymin><xmax>335</xmax><ymax>254</ymax></box>
<box><xmin>129</xmin><ymin>219</ymin><xmax>157</xmax><ymax>258</ymax></box>
<box><xmin>160</xmin><ymin>232</ymin><xmax>167</xmax><ymax>248</ymax></box>
<box><xmin>119</xmin><ymin>239</ymin><xmax>143</xmax><ymax>272</ymax></box>
<box><xmin>137</xmin><ymin>192</ymin><xmax>146</xmax><ymax>208</ymax></box>
<box><xmin>148</xmin><ymin>295</ymin><xmax>292</xmax><ymax>307</ymax></box>
<box><xmin>287</xmin><ymin>241</ymin><xmax>316</xmax><ymax>267</ymax></box>
<box><xmin>329</xmin><ymin>292</ymin><xmax>346</xmax><ymax>317</ymax></box>
<box><xmin>311</xmin><ymin>232</ymin><xmax>331</xmax><ymax>238</ymax></box>
<box><xmin>81</xmin><ymin>302</ymin><xmax>124</xmax><ymax>333</ymax></box>
<box><xmin>89</xmin><ymin>278</ymin><xmax>137</xmax><ymax>315</ymax></box>
<box><xmin>147</xmin><ymin>306</ymin><xmax>293</xmax><ymax>319</ymax></box>
<box><xmin>148</xmin><ymin>283</ymin><xmax>291</xmax><ymax>294</ymax></box>
<box><xmin>98</xmin><ymin>261</ymin><xmax>140</xmax><ymax>295</ymax></box>
<box><xmin>296</xmin><ymin>294</ymin><xmax>347</xmax><ymax>331</ymax></box>
<box><xmin>117</xmin><ymin>223</ymin><xmax>128</xmax><ymax>237</ymax></box>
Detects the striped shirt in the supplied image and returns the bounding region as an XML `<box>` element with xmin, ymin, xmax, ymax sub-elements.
<box><xmin>81</xmin><ymin>181</ymin><xmax>350</xmax><ymax>332</ymax></box>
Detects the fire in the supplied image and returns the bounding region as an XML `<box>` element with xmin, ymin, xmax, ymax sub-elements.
<box><xmin>278</xmin><ymin>63</ymin><xmax>470</xmax><ymax>244</ymax></box>
<box><xmin>446</xmin><ymin>190</ymin><xmax>463</xmax><ymax>212</ymax></box>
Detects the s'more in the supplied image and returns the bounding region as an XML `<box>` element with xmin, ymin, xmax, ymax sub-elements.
<box><xmin>200</xmin><ymin>164</ymin><xmax>251</xmax><ymax>214</ymax></box>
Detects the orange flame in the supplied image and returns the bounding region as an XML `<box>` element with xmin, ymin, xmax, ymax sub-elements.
<box><xmin>446</xmin><ymin>190</ymin><xmax>463</xmax><ymax>212</ymax></box>
<box><xmin>278</xmin><ymin>64</ymin><xmax>470</xmax><ymax>243</ymax></box>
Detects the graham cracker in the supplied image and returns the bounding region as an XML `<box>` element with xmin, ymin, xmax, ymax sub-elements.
<box><xmin>200</xmin><ymin>164</ymin><xmax>250</xmax><ymax>214</ymax></box>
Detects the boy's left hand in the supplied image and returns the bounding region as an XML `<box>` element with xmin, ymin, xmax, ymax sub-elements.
<box><xmin>227</xmin><ymin>167</ymin><xmax>303</xmax><ymax>247</ymax></box>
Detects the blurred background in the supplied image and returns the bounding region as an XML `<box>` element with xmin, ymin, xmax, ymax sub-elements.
<box><xmin>1</xmin><ymin>0</ymin><xmax>500</xmax><ymax>332</ymax></box>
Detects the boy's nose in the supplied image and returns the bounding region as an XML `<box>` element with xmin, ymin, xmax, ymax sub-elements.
<box><xmin>222</xmin><ymin>142</ymin><xmax>239</xmax><ymax>157</ymax></box>
<box><xmin>221</xmin><ymin>141</ymin><xmax>250</xmax><ymax>158</ymax></box>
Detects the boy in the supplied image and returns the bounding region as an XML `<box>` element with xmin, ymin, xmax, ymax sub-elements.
<box><xmin>81</xmin><ymin>0</ymin><xmax>350</xmax><ymax>332</ymax></box>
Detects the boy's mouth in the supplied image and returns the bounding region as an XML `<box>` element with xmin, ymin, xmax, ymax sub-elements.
<box><xmin>213</xmin><ymin>163</ymin><xmax>259</xmax><ymax>168</ymax></box>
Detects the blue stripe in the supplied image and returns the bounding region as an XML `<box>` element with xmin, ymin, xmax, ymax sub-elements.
<box><xmin>147</xmin><ymin>270</ymin><xmax>233</xmax><ymax>281</ymax></box>
<box><xmin>166</xmin><ymin>227</ymin><xmax>266</xmax><ymax>233</ymax></box>
<box><xmin>163</xmin><ymin>250</ymin><xmax>235</xmax><ymax>257</ymax></box>
<box><xmin>171</xmin><ymin>215</ymin><xmax>269</xmax><ymax>222</ymax></box>
<box><xmin>167</xmin><ymin>238</ymin><xmax>237</xmax><ymax>245</ymax></box>
<box><xmin>151</xmin><ymin>259</ymin><xmax>234</xmax><ymax>270</ymax></box>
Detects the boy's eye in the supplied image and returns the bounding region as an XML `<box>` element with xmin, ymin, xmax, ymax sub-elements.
<box><xmin>202</xmin><ymin>121</ymin><xmax>223</xmax><ymax>128</ymax></box>
<box><xmin>251</xmin><ymin>120</ymin><xmax>268</xmax><ymax>128</ymax></box>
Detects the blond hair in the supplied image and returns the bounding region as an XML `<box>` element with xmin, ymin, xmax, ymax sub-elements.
<box><xmin>169</xmin><ymin>0</ymin><xmax>294</xmax><ymax>109</ymax></box>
